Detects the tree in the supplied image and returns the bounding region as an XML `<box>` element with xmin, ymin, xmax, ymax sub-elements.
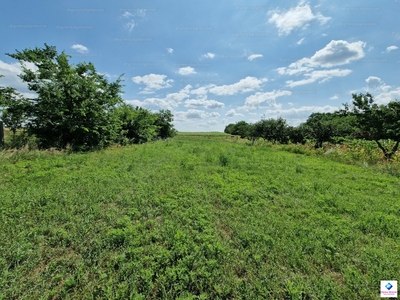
<box><xmin>231</xmin><ymin>121</ymin><xmax>251</xmax><ymax>138</ymax></box>
<box><xmin>253</xmin><ymin>117</ymin><xmax>289</xmax><ymax>144</ymax></box>
<box><xmin>302</xmin><ymin>112</ymin><xmax>355</xmax><ymax>148</ymax></box>
<box><xmin>115</xmin><ymin>104</ymin><xmax>158</xmax><ymax>144</ymax></box>
<box><xmin>344</xmin><ymin>93</ymin><xmax>400</xmax><ymax>159</ymax></box>
<box><xmin>154</xmin><ymin>109</ymin><xmax>177</xmax><ymax>139</ymax></box>
<box><xmin>224</xmin><ymin>123</ymin><xmax>235</xmax><ymax>134</ymax></box>
<box><xmin>287</xmin><ymin>125</ymin><xmax>306</xmax><ymax>144</ymax></box>
<box><xmin>4</xmin><ymin>44</ymin><xmax>124</xmax><ymax>151</ymax></box>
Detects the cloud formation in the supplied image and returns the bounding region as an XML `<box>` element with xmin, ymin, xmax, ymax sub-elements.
<box><xmin>239</xmin><ymin>90</ymin><xmax>291</xmax><ymax>110</ymax></box>
<box><xmin>268</xmin><ymin>2</ymin><xmax>331</xmax><ymax>35</ymax></box>
<box><xmin>277</xmin><ymin>40</ymin><xmax>365</xmax><ymax>87</ymax></box>
<box><xmin>202</xmin><ymin>52</ymin><xmax>215</xmax><ymax>59</ymax></box>
<box><xmin>209</xmin><ymin>76</ymin><xmax>267</xmax><ymax>95</ymax></box>
<box><xmin>178</xmin><ymin>66</ymin><xmax>196</xmax><ymax>75</ymax></box>
<box><xmin>248</xmin><ymin>54</ymin><xmax>263</xmax><ymax>61</ymax></box>
<box><xmin>185</xmin><ymin>99</ymin><xmax>225</xmax><ymax>109</ymax></box>
<box><xmin>132</xmin><ymin>74</ymin><xmax>174</xmax><ymax>94</ymax></box>
<box><xmin>71</xmin><ymin>44</ymin><xmax>89</xmax><ymax>53</ymax></box>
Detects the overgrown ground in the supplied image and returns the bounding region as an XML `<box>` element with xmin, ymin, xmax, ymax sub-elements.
<box><xmin>0</xmin><ymin>134</ymin><xmax>399</xmax><ymax>299</ymax></box>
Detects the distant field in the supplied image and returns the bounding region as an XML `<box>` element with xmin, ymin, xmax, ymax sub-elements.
<box><xmin>177</xmin><ymin>131</ymin><xmax>230</xmax><ymax>136</ymax></box>
<box><xmin>0</xmin><ymin>135</ymin><xmax>399</xmax><ymax>299</ymax></box>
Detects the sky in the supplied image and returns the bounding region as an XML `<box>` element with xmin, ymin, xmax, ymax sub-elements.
<box><xmin>0</xmin><ymin>0</ymin><xmax>399</xmax><ymax>132</ymax></box>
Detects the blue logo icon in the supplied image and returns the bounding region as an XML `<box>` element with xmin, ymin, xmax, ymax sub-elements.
<box><xmin>385</xmin><ymin>283</ymin><xmax>393</xmax><ymax>290</ymax></box>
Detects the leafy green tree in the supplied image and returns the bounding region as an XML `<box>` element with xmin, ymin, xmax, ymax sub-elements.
<box><xmin>343</xmin><ymin>93</ymin><xmax>400</xmax><ymax>159</ymax></box>
<box><xmin>224</xmin><ymin>123</ymin><xmax>235</xmax><ymax>134</ymax></box>
<box><xmin>302</xmin><ymin>112</ymin><xmax>356</xmax><ymax>148</ymax></box>
<box><xmin>253</xmin><ymin>117</ymin><xmax>289</xmax><ymax>144</ymax></box>
<box><xmin>115</xmin><ymin>104</ymin><xmax>158</xmax><ymax>144</ymax></box>
<box><xmin>154</xmin><ymin>109</ymin><xmax>177</xmax><ymax>139</ymax></box>
<box><xmin>4</xmin><ymin>44</ymin><xmax>124</xmax><ymax>151</ymax></box>
<box><xmin>232</xmin><ymin>121</ymin><xmax>251</xmax><ymax>138</ymax></box>
<box><xmin>287</xmin><ymin>125</ymin><xmax>306</xmax><ymax>144</ymax></box>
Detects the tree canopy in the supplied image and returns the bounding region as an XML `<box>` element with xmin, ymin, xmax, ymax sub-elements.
<box><xmin>0</xmin><ymin>44</ymin><xmax>177</xmax><ymax>151</ymax></box>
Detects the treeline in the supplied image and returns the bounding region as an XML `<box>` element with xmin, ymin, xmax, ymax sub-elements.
<box><xmin>0</xmin><ymin>44</ymin><xmax>176</xmax><ymax>151</ymax></box>
<box><xmin>225</xmin><ymin>93</ymin><xmax>400</xmax><ymax>159</ymax></box>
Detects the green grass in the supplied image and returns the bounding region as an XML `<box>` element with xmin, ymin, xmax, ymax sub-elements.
<box><xmin>0</xmin><ymin>135</ymin><xmax>399</xmax><ymax>299</ymax></box>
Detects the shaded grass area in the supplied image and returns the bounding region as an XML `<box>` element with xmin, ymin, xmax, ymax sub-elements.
<box><xmin>0</xmin><ymin>136</ymin><xmax>399</xmax><ymax>299</ymax></box>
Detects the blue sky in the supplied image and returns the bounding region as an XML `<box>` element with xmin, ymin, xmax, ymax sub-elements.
<box><xmin>1</xmin><ymin>0</ymin><xmax>399</xmax><ymax>131</ymax></box>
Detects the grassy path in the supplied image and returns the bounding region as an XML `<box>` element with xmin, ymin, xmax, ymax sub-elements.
<box><xmin>0</xmin><ymin>136</ymin><xmax>399</xmax><ymax>299</ymax></box>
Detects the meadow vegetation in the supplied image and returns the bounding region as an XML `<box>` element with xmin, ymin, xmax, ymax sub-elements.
<box><xmin>1</xmin><ymin>134</ymin><xmax>399</xmax><ymax>299</ymax></box>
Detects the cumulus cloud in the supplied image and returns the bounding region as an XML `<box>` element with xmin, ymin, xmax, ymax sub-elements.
<box><xmin>239</xmin><ymin>90</ymin><xmax>291</xmax><ymax>110</ymax></box>
<box><xmin>268</xmin><ymin>2</ymin><xmax>331</xmax><ymax>35</ymax></box>
<box><xmin>209</xmin><ymin>76</ymin><xmax>267</xmax><ymax>95</ymax></box>
<box><xmin>71</xmin><ymin>44</ymin><xmax>89</xmax><ymax>54</ymax></box>
<box><xmin>178</xmin><ymin>66</ymin><xmax>197</xmax><ymax>76</ymax></box>
<box><xmin>202</xmin><ymin>52</ymin><xmax>215</xmax><ymax>59</ymax></box>
<box><xmin>125</xmin><ymin>85</ymin><xmax>192</xmax><ymax>110</ymax></box>
<box><xmin>248</xmin><ymin>54</ymin><xmax>263</xmax><ymax>61</ymax></box>
<box><xmin>190</xmin><ymin>86</ymin><xmax>211</xmax><ymax>96</ymax></box>
<box><xmin>279</xmin><ymin>40</ymin><xmax>365</xmax><ymax>75</ymax></box>
<box><xmin>277</xmin><ymin>40</ymin><xmax>364</xmax><ymax>87</ymax></box>
<box><xmin>374</xmin><ymin>87</ymin><xmax>400</xmax><ymax>104</ymax></box>
<box><xmin>209</xmin><ymin>112</ymin><xmax>220</xmax><ymax>118</ymax></box>
<box><xmin>365</xmin><ymin>76</ymin><xmax>382</xmax><ymax>89</ymax></box>
<box><xmin>309</xmin><ymin>40</ymin><xmax>365</xmax><ymax>67</ymax></box>
<box><xmin>286</xmin><ymin>69</ymin><xmax>352</xmax><ymax>87</ymax></box>
<box><xmin>132</xmin><ymin>74</ymin><xmax>174</xmax><ymax>94</ymax></box>
<box><xmin>185</xmin><ymin>99</ymin><xmax>225</xmax><ymax>109</ymax></box>
<box><xmin>167</xmin><ymin>48</ymin><xmax>174</xmax><ymax>54</ymax></box>
<box><xmin>225</xmin><ymin>109</ymin><xmax>243</xmax><ymax>117</ymax></box>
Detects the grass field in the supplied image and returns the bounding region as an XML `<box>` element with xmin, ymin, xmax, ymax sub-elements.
<box><xmin>0</xmin><ymin>135</ymin><xmax>399</xmax><ymax>299</ymax></box>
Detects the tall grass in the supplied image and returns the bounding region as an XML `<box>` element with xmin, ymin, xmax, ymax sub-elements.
<box><xmin>0</xmin><ymin>135</ymin><xmax>399</xmax><ymax>299</ymax></box>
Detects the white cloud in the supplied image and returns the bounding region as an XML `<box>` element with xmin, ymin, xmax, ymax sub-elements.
<box><xmin>190</xmin><ymin>86</ymin><xmax>211</xmax><ymax>96</ymax></box>
<box><xmin>268</xmin><ymin>2</ymin><xmax>331</xmax><ymax>35</ymax></box>
<box><xmin>125</xmin><ymin>85</ymin><xmax>192</xmax><ymax>109</ymax></box>
<box><xmin>276</xmin><ymin>40</ymin><xmax>364</xmax><ymax>87</ymax></box>
<box><xmin>132</xmin><ymin>74</ymin><xmax>174</xmax><ymax>94</ymax></box>
<box><xmin>278</xmin><ymin>40</ymin><xmax>365</xmax><ymax>75</ymax></box>
<box><xmin>167</xmin><ymin>48</ymin><xmax>174</xmax><ymax>54</ymax></box>
<box><xmin>207</xmin><ymin>120</ymin><xmax>218</xmax><ymax>125</ymax></box>
<box><xmin>178</xmin><ymin>66</ymin><xmax>197</xmax><ymax>76</ymax></box>
<box><xmin>286</xmin><ymin>69</ymin><xmax>352</xmax><ymax>87</ymax></box>
<box><xmin>71</xmin><ymin>44</ymin><xmax>89</xmax><ymax>54</ymax></box>
<box><xmin>225</xmin><ymin>109</ymin><xmax>243</xmax><ymax>117</ymax></box>
<box><xmin>0</xmin><ymin>60</ymin><xmax>38</xmax><ymax>96</ymax></box>
<box><xmin>309</xmin><ymin>40</ymin><xmax>365</xmax><ymax>67</ymax></box>
<box><xmin>248</xmin><ymin>54</ymin><xmax>263</xmax><ymax>61</ymax></box>
<box><xmin>329</xmin><ymin>95</ymin><xmax>339</xmax><ymax>100</ymax></box>
<box><xmin>297</xmin><ymin>37</ymin><xmax>305</xmax><ymax>45</ymax></box>
<box><xmin>185</xmin><ymin>99</ymin><xmax>225</xmax><ymax>109</ymax></box>
<box><xmin>374</xmin><ymin>87</ymin><xmax>400</xmax><ymax>104</ymax></box>
<box><xmin>239</xmin><ymin>90</ymin><xmax>291</xmax><ymax>110</ymax></box>
<box><xmin>383</xmin><ymin>45</ymin><xmax>398</xmax><ymax>53</ymax></box>
<box><xmin>365</xmin><ymin>76</ymin><xmax>382</xmax><ymax>89</ymax></box>
<box><xmin>209</xmin><ymin>112</ymin><xmax>220</xmax><ymax>118</ymax></box>
<box><xmin>209</xmin><ymin>76</ymin><xmax>268</xmax><ymax>95</ymax></box>
<box><xmin>202</xmin><ymin>52</ymin><xmax>215</xmax><ymax>59</ymax></box>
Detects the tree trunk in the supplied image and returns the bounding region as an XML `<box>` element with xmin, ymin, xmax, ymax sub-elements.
<box><xmin>375</xmin><ymin>140</ymin><xmax>400</xmax><ymax>160</ymax></box>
